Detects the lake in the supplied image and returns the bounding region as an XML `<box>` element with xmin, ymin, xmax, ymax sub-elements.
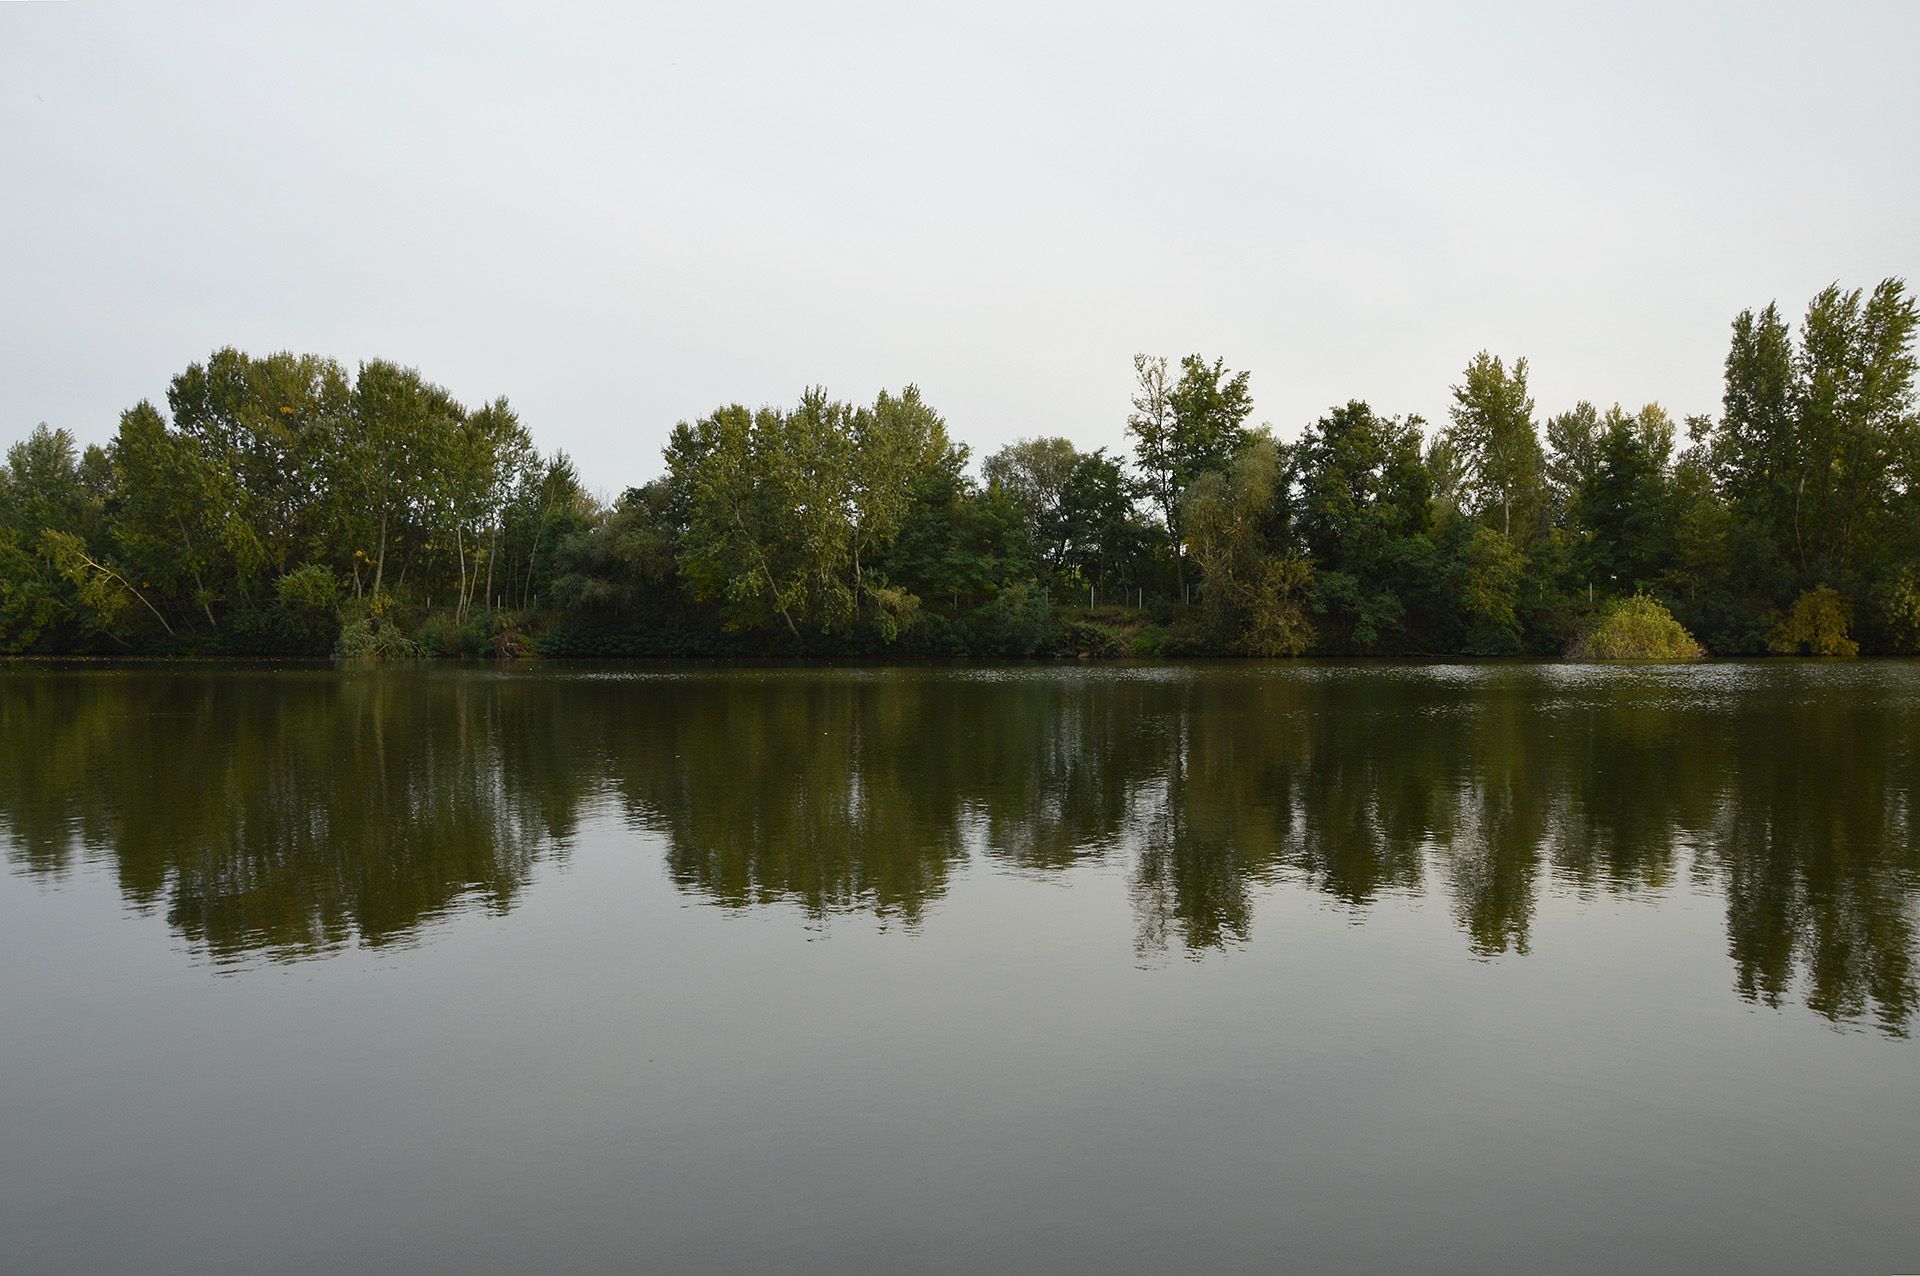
<box><xmin>1</xmin><ymin>661</ymin><xmax>1916</xmax><ymax>1272</ymax></box>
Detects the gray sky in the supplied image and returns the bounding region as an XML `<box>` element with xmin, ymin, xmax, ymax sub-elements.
<box><xmin>3</xmin><ymin>0</ymin><xmax>1916</xmax><ymax>492</ymax></box>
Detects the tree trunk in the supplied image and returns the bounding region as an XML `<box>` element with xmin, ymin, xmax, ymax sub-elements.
<box><xmin>65</xmin><ymin>547</ymin><xmax>174</xmax><ymax>635</ymax></box>
<box><xmin>484</xmin><ymin>522</ymin><xmax>499</xmax><ymax>613</ymax></box>
<box><xmin>1793</xmin><ymin>474</ymin><xmax>1807</xmax><ymax>576</ymax></box>
<box><xmin>455</xmin><ymin>522</ymin><xmax>468</xmax><ymax>624</ymax></box>
<box><xmin>522</xmin><ymin>529</ymin><xmax>541</xmax><ymax>610</ymax></box>
<box><xmin>371</xmin><ymin>510</ymin><xmax>388</xmax><ymax>600</ymax></box>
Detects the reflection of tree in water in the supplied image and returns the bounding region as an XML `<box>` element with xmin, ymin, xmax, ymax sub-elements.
<box><xmin>601</xmin><ymin>675</ymin><xmax>970</xmax><ymax>925</ymax></box>
<box><xmin>1</xmin><ymin>664</ymin><xmax>1915</xmax><ymax>1033</ymax></box>
<box><xmin>0</xmin><ymin>671</ymin><xmax>592</xmax><ymax>963</ymax></box>
<box><xmin>1700</xmin><ymin>692</ymin><xmax>1918</xmax><ymax>1035</ymax></box>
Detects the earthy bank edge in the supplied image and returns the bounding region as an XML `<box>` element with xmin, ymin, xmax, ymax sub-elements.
<box><xmin>2</xmin><ymin>280</ymin><xmax>1914</xmax><ymax>660</ymax></box>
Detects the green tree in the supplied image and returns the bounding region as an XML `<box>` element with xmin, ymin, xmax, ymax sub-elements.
<box><xmin>1444</xmin><ymin>352</ymin><xmax>1544</xmax><ymax>542</ymax></box>
<box><xmin>164</xmin><ymin>348</ymin><xmax>351</xmax><ymax>581</ymax></box>
<box><xmin>1703</xmin><ymin>280</ymin><xmax>1919</xmax><ymax>619</ymax></box>
<box><xmin>1294</xmin><ymin>400</ymin><xmax>1432</xmax><ymax>650</ymax></box>
<box><xmin>849</xmin><ymin>386</ymin><xmax>954</xmax><ymax>633</ymax></box>
<box><xmin>1660</xmin><ymin>436</ymin><xmax>1750</xmax><ymax>649</ymax></box>
<box><xmin>503</xmin><ymin>453</ymin><xmax>594</xmax><ymax>611</ymax></box>
<box><xmin>984</xmin><ymin>437</ymin><xmax>1144</xmax><ymax>596</ymax></box>
<box><xmin>670</xmin><ymin>386</ymin><xmax>954</xmax><ymax>640</ymax></box>
<box><xmin>1569</xmin><ymin>404</ymin><xmax>1676</xmax><ymax>593</ymax></box>
<box><xmin>1769</xmin><ymin>586</ymin><xmax>1859</xmax><ymax>656</ymax></box>
<box><xmin>1711</xmin><ymin>302</ymin><xmax>1796</xmax><ymax>544</ymax></box>
<box><xmin>1790</xmin><ymin>280</ymin><xmax>1918</xmax><ymax>589</ymax></box>
<box><xmin>108</xmin><ymin>400</ymin><xmax>250</xmax><ymax>632</ymax></box>
<box><xmin>1544</xmin><ymin>400</ymin><xmax>1602</xmax><ymax>525</ymax></box>
<box><xmin>1056</xmin><ymin>448</ymin><xmax>1149</xmax><ymax>597</ymax></box>
<box><xmin>1128</xmin><ymin>353</ymin><xmax>1255</xmax><ymax>600</ymax></box>
<box><xmin>320</xmin><ymin>359</ymin><xmax>467</xmax><ymax>602</ymax></box>
<box><xmin>0</xmin><ymin>426</ymin><xmax>107</xmax><ymax>651</ymax></box>
<box><xmin>877</xmin><ymin>451</ymin><xmax>1030</xmax><ymax>625</ymax></box>
<box><xmin>1184</xmin><ymin>433</ymin><xmax>1312</xmax><ymax>654</ymax></box>
<box><xmin>982</xmin><ymin>436</ymin><xmax>1082</xmax><ymax>577</ymax></box>
<box><xmin>441</xmin><ymin>397</ymin><xmax>536</xmax><ymax>621</ymax></box>
<box><xmin>1452</xmin><ymin>522</ymin><xmax>1526</xmax><ymax>654</ymax></box>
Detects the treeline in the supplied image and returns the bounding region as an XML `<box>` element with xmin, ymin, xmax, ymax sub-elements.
<box><xmin>2</xmin><ymin>278</ymin><xmax>1915</xmax><ymax>658</ymax></box>
<box><xmin>0</xmin><ymin>351</ymin><xmax>586</xmax><ymax>656</ymax></box>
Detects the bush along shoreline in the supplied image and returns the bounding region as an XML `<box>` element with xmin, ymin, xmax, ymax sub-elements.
<box><xmin>1565</xmin><ymin>594</ymin><xmax>1705</xmax><ymax>661</ymax></box>
<box><xmin>3</xmin><ymin>279</ymin><xmax>1917</xmax><ymax>662</ymax></box>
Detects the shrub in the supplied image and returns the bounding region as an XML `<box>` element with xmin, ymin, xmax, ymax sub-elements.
<box><xmin>271</xmin><ymin>565</ymin><xmax>342</xmax><ymax>654</ymax></box>
<box><xmin>1566</xmin><ymin>593</ymin><xmax>1704</xmax><ymax>661</ymax></box>
<box><xmin>1128</xmin><ymin>627</ymin><xmax>1166</xmax><ymax>658</ymax></box>
<box><xmin>1872</xmin><ymin>570</ymin><xmax>1920</xmax><ymax>654</ymax></box>
<box><xmin>489</xmin><ymin>613</ymin><xmax>535</xmax><ymax>659</ymax></box>
<box><xmin>275</xmin><ymin>563</ymin><xmax>339</xmax><ymax>612</ymax></box>
<box><xmin>962</xmin><ymin>583</ymin><xmax>1054</xmax><ymax>656</ymax></box>
<box><xmin>1768</xmin><ymin>586</ymin><xmax>1858</xmax><ymax>657</ymax></box>
<box><xmin>334</xmin><ymin>615</ymin><xmax>422</xmax><ymax>660</ymax></box>
<box><xmin>1059</xmin><ymin>619</ymin><xmax>1124</xmax><ymax>658</ymax></box>
<box><xmin>1236</xmin><ymin>556</ymin><xmax>1316</xmax><ymax>656</ymax></box>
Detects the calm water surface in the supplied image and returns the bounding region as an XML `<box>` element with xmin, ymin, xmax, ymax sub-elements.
<box><xmin>1</xmin><ymin>661</ymin><xmax>1916</xmax><ymax>1272</ymax></box>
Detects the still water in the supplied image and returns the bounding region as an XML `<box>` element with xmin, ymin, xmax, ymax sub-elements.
<box><xmin>1</xmin><ymin>662</ymin><xmax>1916</xmax><ymax>1272</ymax></box>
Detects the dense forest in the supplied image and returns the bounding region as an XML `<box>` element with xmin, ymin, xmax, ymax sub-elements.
<box><xmin>2</xmin><ymin>278</ymin><xmax>1915</xmax><ymax>659</ymax></box>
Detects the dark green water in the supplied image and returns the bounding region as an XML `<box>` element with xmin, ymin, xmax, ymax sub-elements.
<box><xmin>1</xmin><ymin>662</ymin><xmax>1916</xmax><ymax>1272</ymax></box>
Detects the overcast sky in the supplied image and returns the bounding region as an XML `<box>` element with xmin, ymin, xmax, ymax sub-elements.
<box><xmin>3</xmin><ymin>0</ymin><xmax>1916</xmax><ymax>491</ymax></box>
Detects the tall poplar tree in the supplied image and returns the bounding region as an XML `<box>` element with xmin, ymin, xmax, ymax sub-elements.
<box><xmin>1444</xmin><ymin>352</ymin><xmax>1544</xmax><ymax>542</ymax></box>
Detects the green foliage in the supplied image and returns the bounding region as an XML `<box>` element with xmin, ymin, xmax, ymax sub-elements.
<box><xmin>1128</xmin><ymin>352</ymin><xmax>1255</xmax><ymax>590</ymax></box>
<box><xmin>1236</xmin><ymin>555</ymin><xmax>1317</xmax><ymax>656</ymax></box>
<box><xmin>1456</xmin><ymin>524</ymin><xmax>1526</xmax><ymax>655</ymax></box>
<box><xmin>1059</xmin><ymin>617</ymin><xmax>1125</xmax><ymax>658</ymax></box>
<box><xmin>546</xmin><ymin>481</ymin><xmax>679</xmax><ymax>618</ymax></box>
<box><xmin>1126</xmin><ymin>628</ymin><xmax>1166</xmax><ymax>657</ymax></box>
<box><xmin>1569</xmin><ymin>404</ymin><xmax>1677</xmax><ymax>591</ymax></box>
<box><xmin>0</xmin><ymin>426</ymin><xmax>102</xmax><ymax>651</ymax></box>
<box><xmin>4</xmin><ymin>288</ymin><xmax>1919</xmax><ymax>661</ymax></box>
<box><xmin>1704</xmin><ymin>280</ymin><xmax>1919</xmax><ymax>604</ymax></box>
<box><xmin>1184</xmin><ymin>433</ymin><xmax>1297</xmax><ymax>648</ymax></box>
<box><xmin>43</xmin><ymin>528</ymin><xmax>173</xmax><ymax>644</ymax></box>
<box><xmin>962</xmin><ymin>582</ymin><xmax>1054</xmax><ymax>656</ymax></box>
<box><xmin>1769</xmin><ymin>587</ymin><xmax>1859</xmax><ymax>657</ymax></box>
<box><xmin>670</xmin><ymin>386</ymin><xmax>954</xmax><ymax>641</ymax></box>
<box><xmin>983</xmin><ymin>436</ymin><xmax>1081</xmax><ymax>574</ymax></box>
<box><xmin>1566</xmin><ymin>593</ymin><xmax>1704</xmax><ymax>661</ymax></box>
<box><xmin>1294</xmin><ymin>400</ymin><xmax>1431</xmax><ymax>651</ymax></box>
<box><xmin>1057</xmin><ymin>449</ymin><xmax>1151</xmax><ymax>591</ymax></box>
<box><xmin>983</xmin><ymin>437</ymin><xmax>1145</xmax><ymax>591</ymax></box>
<box><xmin>1445</xmin><ymin>351</ymin><xmax>1544</xmax><ymax>542</ymax></box>
<box><xmin>416</xmin><ymin>613</ymin><xmax>498</xmax><ymax>659</ymax></box>
<box><xmin>273</xmin><ymin>564</ymin><xmax>343</xmax><ymax>653</ymax></box>
<box><xmin>334</xmin><ymin>614</ymin><xmax>423</xmax><ymax>660</ymax></box>
<box><xmin>1871</xmin><ymin>569</ymin><xmax>1920</xmax><ymax>655</ymax></box>
<box><xmin>0</xmin><ymin>350</ymin><xmax>570</xmax><ymax>655</ymax></box>
<box><xmin>1311</xmin><ymin>570</ymin><xmax>1406</xmax><ymax>652</ymax></box>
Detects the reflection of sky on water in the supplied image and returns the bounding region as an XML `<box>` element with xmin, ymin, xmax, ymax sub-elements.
<box><xmin>1</xmin><ymin>662</ymin><xmax>1915</xmax><ymax>1035</ymax></box>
